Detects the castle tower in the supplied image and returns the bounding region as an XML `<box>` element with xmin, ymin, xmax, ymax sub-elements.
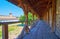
<box><xmin>9</xmin><ymin>13</ymin><xmax>12</xmax><ymax>17</ymax></box>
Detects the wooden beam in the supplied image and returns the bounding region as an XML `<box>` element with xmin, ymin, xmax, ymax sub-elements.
<box><xmin>52</xmin><ymin>0</ymin><xmax>56</xmax><ymax>32</ymax></box>
<box><xmin>8</xmin><ymin>0</ymin><xmax>19</xmax><ymax>5</ymax></box>
<box><xmin>32</xmin><ymin>0</ymin><xmax>51</xmax><ymax>8</ymax></box>
<box><xmin>2</xmin><ymin>24</ymin><xmax>8</xmax><ymax>39</ymax></box>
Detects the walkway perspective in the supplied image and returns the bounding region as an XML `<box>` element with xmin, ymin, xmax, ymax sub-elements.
<box><xmin>17</xmin><ymin>20</ymin><xmax>59</xmax><ymax>39</ymax></box>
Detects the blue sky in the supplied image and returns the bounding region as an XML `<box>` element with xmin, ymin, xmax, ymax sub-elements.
<box><xmin>0</xmin><ymin>0</ymin><xmax>24</xmax><ymax>17</ymax></box>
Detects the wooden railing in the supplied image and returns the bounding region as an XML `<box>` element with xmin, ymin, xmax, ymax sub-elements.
<box><xmin>0</xmin><ymin>21</ymin><xmax>20</xmax><ymax>39</ymax></box>
<box><xmin>0</xmin><ymin>20</ymin><xmax>33</xmax><ymax>39</ymax></box>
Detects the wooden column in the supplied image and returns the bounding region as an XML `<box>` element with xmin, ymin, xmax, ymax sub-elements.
<box><xmin>35</xmin><ymin>14</ymin><xmax>38</xmax><ymax>20</ymax></box>
<box><xmin>46</xmin><ymin>12</ymin><xmax>49</xmax><ymax>23</ymax></box>
<box><xmin>52</xmin><ymin>0</ymin><xmax>56</xmax><ymax>32</ymax></box>
<box><xmin>47</xmin><ymin>10</ymin><xmax>50</xmax><ymax>24</ymax></box>
<box><xmin>44</xmin><ymin>12</ymin><xmax>48</xmax><ymax>22</ymax></box>
<box><xmin>24</xmin><ymin>4</ymin><xmax>28</xmax><ymax>26</ymax></box>
<box><xmin>32</xmin><ymin>13</ymin><xmax>34</xmax><ymax>21</ymax></box>
<box><xmin>2</xmin><ymin>24</ymin><xmax>8</xmax><ymax>39</ymax></box>
<box><xmin>43</xmin><ymin>12</ymin><xmax>48</xmax><ymax>22</ymax></box>
<box><xmin>25</xmin><ymin>13</ymin><xmax>28</xmax><ymax>26</ymax></box>
<box><xmin>24</xmin><ymin>4</ymin><xmax>29</xmax><ymax>33</ymax></box>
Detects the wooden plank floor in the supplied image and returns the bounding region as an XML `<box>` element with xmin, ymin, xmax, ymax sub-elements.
<box><xmin>17</xmin><ymin>20</ymin><xmax>59</xmax><ymax>39</ymax></box>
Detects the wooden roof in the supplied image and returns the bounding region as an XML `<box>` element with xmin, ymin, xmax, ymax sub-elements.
<box><xmin>7</xmin><ymin>0</ymin><xmax>52</xmax><ymax>17</ymax></box>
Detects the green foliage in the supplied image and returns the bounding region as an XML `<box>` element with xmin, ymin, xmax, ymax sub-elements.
<box><xmin>8</xmin><ymin>26</ymin><xmax>18</xmax><ymax>32</ymax></box>
<box><xmin>28</xmin><ymin>12</ymin><xmax>33</xmax><ymax>21</ymax></box>
<box><xmin>19</xmin><ymin>12</ymin><xmax>37</xmax><ymax>25</ymax></box>
<box><xmin>19</xmin><ymin>15</ymin><xmax>26</xmax><ymax>21</ymax></box>
<box><xmin>34</xmin><ymin>15</ymin><xmax>37</xmax><ymax>20</ymax></box>
<box><xmin>28</xmin><ymin>12</ymin><xmax>33</xmax><ymax>25</ymax></box>
<box><xmin>0</xmin><ymin>26</ymin><xmax>20</xmax><ymax>39</ymax></box>
<box><xmin>0</xmin><ymin>29</ymin><xmax>2</xmax><ymax>38</ymax></box>
<box><xmin>0</xmin><ymin>24</ymin><xmax>1</xmax><ymax>26</ymax></box>
<box><xmin>19</xmin><ymin>15</ymin><xmax>26</xmax><ymax>24</ymax></box>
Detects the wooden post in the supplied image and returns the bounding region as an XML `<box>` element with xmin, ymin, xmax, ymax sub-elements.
<box><xmin>2</xmin><ymin>24</ymin><xmax>8</xmax><ymax>39</ymax></box>
<box><xmin>47</xmin><ymin>11</ymin><xmax>50</xmax><ymax>24</ymax></box>
<box><xmin>38</xmin><ymin>15</ymin><xmax>40</xmax><ymax>20</ymax></box>
<box><xmin>44</xmin><ymin>12</ymin><xmax>48</xmax><ymax>22</ymax></box>
<box><xmin>39</xmin><ymin>14</ymin><xmax>43</xmax><ymax>20</ymax></box>
<box><xmin>25</xmin><ymin>13</ymin><xmax>28</xmax><ymax>26</ymax></box>
<box><xmin>24</xmin><ymin>4</ymin><xmax>29</xmax><ymax>33</ymax></box>
<box><xmin>17</xmin><ymin>4</ymin><xmax>29</xmax><ymax>39</ymax></box>
<box><xmin>43</xmin><ymin>12</ymin><xmax>48</xmax><ymax>22</ymax></box>
<box><xmin>35</xmin><ymin>14</ymin><xmax>38</xmax><ymax>20</ymax></box>
<box><xmin>24</xmin><ymin>4</ymin><xmax>28</xmax><ymax>26</ymax></box>
<box><xmin>32</xmin><ymin>13</ymin><xmax>34</xmax><ymax>21</ymax></box>
<box><xmin>52</xmin><ymin>0</ymin><xmax>56</xmax><ymax>32</ymax></box>
<box><xmin>46</xmin><ymin>12</ymin><xmax>49</xmax><ymax>23</ymax></box>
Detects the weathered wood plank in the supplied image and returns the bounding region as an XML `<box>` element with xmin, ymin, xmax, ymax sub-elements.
<box><xmin>2</xmin><ymin>24</ymin><xmax>8</xmax><ymax>39</ymax></box>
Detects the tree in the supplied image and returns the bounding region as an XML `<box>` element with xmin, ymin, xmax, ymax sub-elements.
<box><xmin>19</xmin><ymin>12</ymin><xmax>37</xmax><ymax>25</ymax></box>
<box><xmin>19</xmin><ymin>15</ymin><xmax>26</xmax><ymax>24</ymax></box>
<box><xmin>28</xmin><ymin>12</ymin><xmax>33</xmax><ymax>25</ymax></box>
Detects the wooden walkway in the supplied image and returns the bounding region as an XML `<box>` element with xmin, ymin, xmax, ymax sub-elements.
<box><xmin>17</xmin><ymin>20</ymin><xmax>59</xmax><ymax>39</ymax></box>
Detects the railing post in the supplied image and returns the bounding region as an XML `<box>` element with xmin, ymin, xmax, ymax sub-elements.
<box><xmin>2</xmin><ymin>23</ymin><xmax>8</xmax><ymax>39</ymax></box>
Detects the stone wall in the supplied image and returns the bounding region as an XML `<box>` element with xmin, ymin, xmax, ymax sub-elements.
<box><xmin>55</xmin><ymin>14</ymin><xmax>60</xmax><ymax>38</ymax></box>
<box><xmin>55</xmin><ymin>0</ymin><xmax>60</xmax><ymax>38</ymax></box>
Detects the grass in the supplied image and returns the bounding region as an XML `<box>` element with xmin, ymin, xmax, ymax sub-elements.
<box><xmin>0</xmin><ymin>25</ymin><xmax>19</xmax><ymax>38</ymax></box>
<box><xmin>0</xmin><ymin>26</ymin><xmax>2</xmax><ymax>38</ymax></box>
<box><xmin>0</xmin><ymin>29</ymin><xmax>2</xmax><ymax>38</ymax></box>
<box><xmin>8</xmin><ymin>26</ymin><xmax>18</xmax><ymax>32</ymax></box>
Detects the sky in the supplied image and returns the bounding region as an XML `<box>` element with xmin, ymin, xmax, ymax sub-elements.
<box><xmin>0</xmin><ymin>0</ymin><xmax>24</xmax><ymax>17</ymax></box>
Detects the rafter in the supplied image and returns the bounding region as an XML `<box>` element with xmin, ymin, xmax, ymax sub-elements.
<box><xmin>8</xmin><ymin>0</ymin><xmax>52</xmax><ymax>18</ymax></box>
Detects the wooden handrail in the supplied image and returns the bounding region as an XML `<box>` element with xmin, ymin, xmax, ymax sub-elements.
<box><xmin>0</xmin><ymin>20</ymin><xmax>34</xmax><ymax>39</ymax></box>
<box><xmin>0</xmin><ymin>21</ymin><xmax>21</xmax><ymax>39</ymax></box>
